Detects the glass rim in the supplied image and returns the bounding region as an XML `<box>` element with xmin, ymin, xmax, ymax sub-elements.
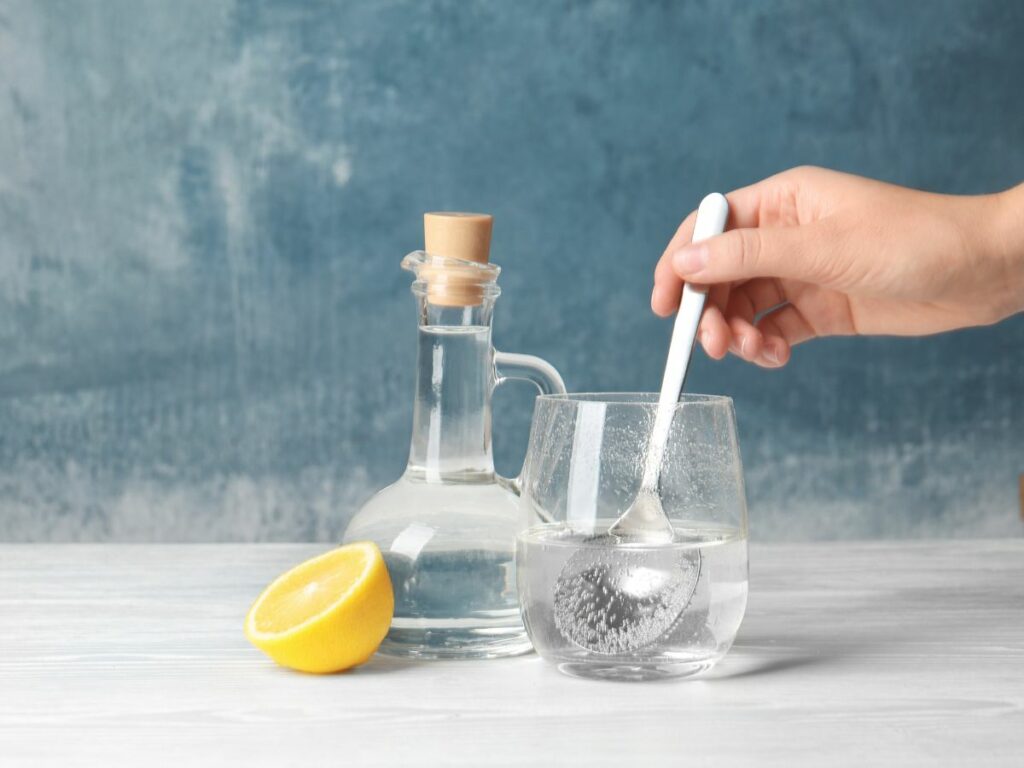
<box><xmin>535</xmin><ymin>392</ymin><xmax>733</xmax><ymax>406</ymax></box>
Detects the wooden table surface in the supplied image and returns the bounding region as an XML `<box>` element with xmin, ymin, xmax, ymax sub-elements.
<box><xmin>1</xmin><ymin>541</ymin><xmax>1022</xmax><ymax>767</ymax></box>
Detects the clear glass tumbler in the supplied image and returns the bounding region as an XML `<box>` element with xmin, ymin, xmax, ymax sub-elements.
<box><xmin>516</xmin><ymin>393</ymin><xmax>749</xmax><ymax>680</ymax></box>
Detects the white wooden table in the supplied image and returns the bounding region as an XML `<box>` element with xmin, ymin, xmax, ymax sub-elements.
<box><xmin>1</xmin><ymin>541</ymin><xmax>1022</xmax><ymax>767</ymax></box>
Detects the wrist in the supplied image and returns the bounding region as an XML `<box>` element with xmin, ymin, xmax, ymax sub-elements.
<box><xmin>983</xmin><ymin>184</ymin><xmax>1024</xmax><ymax>318</ymax></box>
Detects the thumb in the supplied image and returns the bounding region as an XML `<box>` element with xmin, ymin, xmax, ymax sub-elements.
<box><xmin>671</xmin><ymin>225</ymin><xmax>819</xmax><ymax>284</ymax></box>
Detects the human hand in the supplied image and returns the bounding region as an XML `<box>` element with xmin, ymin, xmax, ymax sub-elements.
<box><xmin>652</xmin><ymin>166</ymin><xmax>1024</xmax><ymax>367</ymax></box>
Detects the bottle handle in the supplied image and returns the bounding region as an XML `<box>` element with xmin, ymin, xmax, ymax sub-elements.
<box><xmin>494</xmin><ymin>351</ymin><xmax>566</xmax><ymax>397</ymax></box>
<box><xmin>493</xmin><ymin>351</ymin><xmax>566</xmax><ymax>497</ymax></box>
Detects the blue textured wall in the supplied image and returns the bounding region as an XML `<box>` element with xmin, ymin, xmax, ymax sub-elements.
<box><xmin>1</xmin><ymin>0</ymin><xmax>1022</xmax><ymax>541</ymax></box>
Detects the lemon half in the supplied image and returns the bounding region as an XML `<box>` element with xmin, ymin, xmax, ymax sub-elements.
<box><xmin>244</xmin><ymin>542</ymin><xmax>394</xmax><ymax>673</ymax></box>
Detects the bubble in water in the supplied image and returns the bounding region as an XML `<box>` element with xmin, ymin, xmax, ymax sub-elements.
<box><xmin>552</xmin><ymin>545</ymin><xmax>701</xmax><ymax>655</ymax></box>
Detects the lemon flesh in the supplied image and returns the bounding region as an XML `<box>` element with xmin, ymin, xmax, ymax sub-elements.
<box><xmin>245</xmin><ymin>542</ymin><xmax>394</xmax><ymax>674</ymax></box>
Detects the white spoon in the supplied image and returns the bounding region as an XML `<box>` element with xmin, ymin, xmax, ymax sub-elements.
<box><xmin>608</xmin><ymin>191</ymin><xmax>729</xmax><ymax>540</ymax></box>
<box><xmin>552</xmin><ymin>193</ymin><xmax>730</xmax><ymax>655</ymax></box>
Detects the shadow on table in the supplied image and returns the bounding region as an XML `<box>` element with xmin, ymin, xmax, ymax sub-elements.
<box><xmin>713</xmin><ymin>653</ymin><xmax>820</xmax><ymax>680</ymax></box>
<box><xmin>710</xmin><ymin>637</ymin><xmax>837</xmax><ymax>681</ymax></box>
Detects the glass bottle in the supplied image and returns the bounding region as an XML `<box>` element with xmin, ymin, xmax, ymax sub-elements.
<box><xmin>343</xmin><ymin>212</ymin><xmax>565</xmax><ymax>659</ymax></box>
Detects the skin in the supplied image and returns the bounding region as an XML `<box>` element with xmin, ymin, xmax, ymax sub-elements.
<box><xmin>651</xmin><ymin>166</ymin><xmax>1024</xmax><ymax>367</ymax></box>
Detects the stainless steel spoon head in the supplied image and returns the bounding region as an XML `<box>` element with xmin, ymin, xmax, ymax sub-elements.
<box><xmin>552</xmin><ymin>536</ymin><xmax>701</xmax><ymax>655</ymax></box>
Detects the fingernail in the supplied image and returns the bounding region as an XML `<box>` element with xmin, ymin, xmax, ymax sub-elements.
<box><xmin>740</xmin><ymin>336</ymin><xmax>749</xmax><ymax>357</ymax></box>
<box><xmin>700</xmin><ymin>329</ymin><xmax>710</xmax><ymax>347</ymax></box>
<box><xmin>673</xmin><ymin>244</ymin><xmax>709</xmax><ymax>275</ymax></box>
<box><xmin>763</xmin><ymin>340</ymin><xmax>786</xmax><ymax>366</ymax></box>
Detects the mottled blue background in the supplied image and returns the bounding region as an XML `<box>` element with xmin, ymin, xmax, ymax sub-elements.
<box><xmin>1</xmin><ymin>0</ymin><xmax>1022</xmax><ymax>541</ymax></box>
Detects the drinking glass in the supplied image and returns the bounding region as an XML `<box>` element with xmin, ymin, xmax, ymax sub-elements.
<box><xmin>516</xmin><ymin>393</ymin><xmax>749</xmax><ymax>680</ymax></box>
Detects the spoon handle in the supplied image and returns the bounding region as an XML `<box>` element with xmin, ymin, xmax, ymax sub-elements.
<box><xmin>641</xmin><ymin>193</ymin><xmax>730</xmax><ymax>490</ymax></box>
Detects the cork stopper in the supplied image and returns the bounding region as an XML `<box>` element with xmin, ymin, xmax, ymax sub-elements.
<box><xmin>420</xmin><ymin>212</ymin><xmax>494</xmax><ymax>306</ymax></box>
<box><xmin>424</xmin><ymin>212</ymin><xmax>492</xmax><ymax>264</ymax></box>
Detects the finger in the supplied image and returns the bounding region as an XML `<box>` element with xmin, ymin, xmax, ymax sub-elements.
<box><xmin>672</xmin><ymin>224</ymin><xmax>818</xmax><ymax>285</ymax></box>
<box><xmin>723</xmin><ymin>182</ymin><xmax>770</xmax><ymax>229</ymax></box>
<box><xmin>727</xmin><ymin>316</ymin><xmax>764</xmax><ymax>361</ymax></box>
<box><xmin>654</xmin><ymin>169</ymin><xmax>792</xmax><ymax>315</ymax></box>
<box><xmin>755</xmin><ymin>304</ymin><xmax>817</xmax><ymax>367</ymax></box>
<box><xmin>758</xmin><ymin>303</ymin><xmax>816</xmax><ymax>346</ymax></box>
<box><xmin>697</xmin><ymin>281</ymin><xmax>731</xmax><ymax>358</ymax></box>
<box><xmin>722</xmin><ymin>279</ymin><xmax>785</xmax><ymax>360</ymax></box>
<box><xmin>652</xmin><ymin>209</ymin><xmax>697</xmax><ymax>316</ymax></box>
<box><xmin>708</xmin><ymin>282</ymin><xmax>731</xmax><ymax>319</ymax></box>
<box><xmin>698</xmin><ymin>302</ymin><xmax>731</xmax><ymax>360</ymax></box>
<box><xmin>731</xmin><ymin>278</ymin><xmax>787</xmax><ymax>321</ymax></box>
<box><xmin>724</xmin><ymin>166</ymin><xmax>812</xmax><ymax>229</ymax></box>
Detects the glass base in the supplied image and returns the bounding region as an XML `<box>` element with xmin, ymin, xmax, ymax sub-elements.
<box><xmin>555</xmin><ymin>657</ymin><xmax>719</xmax><ymax>681</ymax></box>
<box><xmin>379</xmin><ymin>621</ymin><xmax>534</xmax><ymax>660</ymax></box>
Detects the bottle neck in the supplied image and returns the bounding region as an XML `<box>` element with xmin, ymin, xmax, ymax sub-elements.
<box><xmin>406</xmin><ymin>298</ymin><xmax>497</xmax><ymax>482</ymax></box>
